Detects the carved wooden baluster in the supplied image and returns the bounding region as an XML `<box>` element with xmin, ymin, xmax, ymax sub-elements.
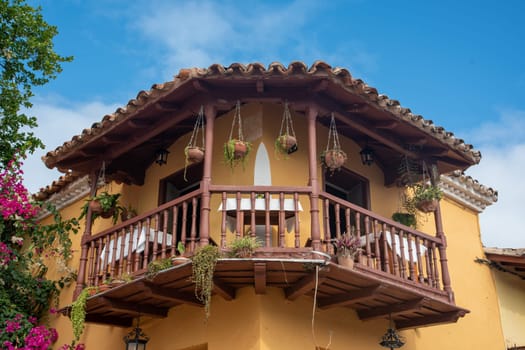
<box><xmin>109</xmin><ymin>231</ymin><xmax>118</xmax><ymax>278</ymax></box>
<box><xmin>406</xmin><ymin>233</ymin><xmax>415</xmax><ymax>281</ymax></box>
<box><xmin>161</xmin><ymin>208</ymin><xmax>169</xmax><ymax>259</ymax></box>
<box><xmin>250</xmin><ymin>192</ymin><xmax>256</xmax><ymax>238</ymax></box>
<box><xmin>173</xmin><ymin>205</ymin><xmax>181</xmax><ymax>253</ymax></box>
<box><xmin>364</xmin><ymin>215</ymin><xmax>372</xmax><ymax>267</ymax></box>
<box><xmin>294</xmin><ymin>192</ymin><xmax>300</xmax><ymax>249</ymax></box>
<box><xmin>235</xmin><ymin>191</ymin><xmax>242</xmax><ymax>237</ymax></box>
<box><xmin>150</xmin><ymin>213</ymin><xmax>160</xmax><ymax>260</ymax></box>
<box><xmin>220</xmin><ymin>192</ymin><xmax>227</xmax><ymax>249</ymax></box>
<box><xmin>381</xmin><ymin>222</ymin><xmax>390</xmax><ymax>273</ymax></box>
<box><xmin>190</xmin><ymin>197</ymin><xmax>198</xmax><ymax>252</ymax></box>
<box><xmin>142</xmin><ymin>218</ymin><xmax>151</xmax><ymax>268</ymax></box>
<box><xmin>389</xmin><ymin>227</ymin><xmax>399</xmax><ymax>276</ymax></box>
<box><xmin>355</xmin><ymin>212</ymin><xmax>361</xmax><ymax>262</ymax></box>
<box><xmin>334</xmin><ymin>203</ymin><xmax>341</xmax><ymax>239</ymax></box>
<box><xmin>373</xmin><ymin>220</ymin><xmax>380</xmax><ymax>269</ymax></box>
<box><xmin>181</xmin><ymin>202</ymin><xmax>189</xmax><ymax>252</ymax></box>
<box><xmin>135</xmin><ymin>221</ymin><xmax>143</xmax><ymax>270</ymax></box>
<box><xmin>345</xmin><ymin>207</ymin><xmax>351</xmax><ymax>235</ymax></box>
<box><xmin>398</xmin><ymin>229</ymin><xmax>407</xmax><ymax>279</ymax></box>
<box><xmin>279</xmin><ymin>192</ymin><xmax>285</xmax><ymax>247</ymax></box>
<box><xmin>88</xmin><ymin>240</ymin><xmax>96</xmax><ymax>286</ymax></box>
<box><xmin>323</xmin><ymin>199</ymin><xmax>331</xmax><ymax>242</ymax></box>
<box><xmin>169</xmin><ymin>206</ymin><xmax>176</xmax><ymax>257</ymax></box>
<box><xmin>118</xmin><ymin>228</ymin><xmax>126</xmax><ymax>277</ymax></box>
<box><xmin>432</xmin><ymin>242</ymin><xmax>441</xmax><ymax>289</ymax></box>
<box><xmin>424</xmin><ymin>239</ymin><xmax>434</xmax><ymax>287</ymax></box>
<box><xmin>125</xmin><ymin>224</ymin><xmax>134</xmax><ymax>274</ymax></box>
<box><xmin>415</xmin><ymin>235</ymin><xmax>424</xmax><ymax>283</ymax></box>
<box><xmin>265</xmin><ymin>192</ymin><xmax>271</xmax><ymax>247</ymax></box>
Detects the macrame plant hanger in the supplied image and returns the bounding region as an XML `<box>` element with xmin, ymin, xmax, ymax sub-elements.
<box><xmin>322</xmin><ymin>113</ymin><xmax>347</xmax><ymax>173</ymax></box>
<box><xmin>184</xmin><ymin>106</ymin><xmax>206</xmax><ymax>181</ymax></box>
<box><xmin>277</xmin><ymin>101</ymin><xmax>298</xmax><ymax>155</ymax></box>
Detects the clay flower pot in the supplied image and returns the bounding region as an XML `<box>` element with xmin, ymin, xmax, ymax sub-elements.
<box><xmin>322</xmin><ymin>149</ymin><xmax>347</xmax><ymax>171</ymax></box>
<box><xmin>233</xmin><ymin>141</ymin><xmax>247</xmax><ymax>159</ymax></box>
<box><xmin>186</xmin><ymin>146</ymin><xmax>205</xmax><ymax>163</ymax></box>
<box><xmin>276</xmin><ymin>135</ymin><xmax>298</xmax><ymax>154</ymax></box>
<box><xmin>337</xmin><ymin>255</ymin><xmax>355</xmax><ymax>269</ymax></box>
<box><xmin>416</xmin><ymin>199</ymin><xmax>438</xmax><ymax>213</ymax></box>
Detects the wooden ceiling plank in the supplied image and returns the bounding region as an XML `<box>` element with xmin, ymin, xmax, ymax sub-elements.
<box><xmin>99</xmin><ymin>297</ymin><xmax>168</xmax><ymax>318</ymax></box>
<box><xmin>213</xmin><ymin>277</ymin><xmax>236</xmax><ymax>301</ymax></box>
<box><xmin>395</xmin><ymin>310</ymin><xmax>466</xmax><ymax>330</ymax></box>
<box><xmin>256</xmin><ymin>80</ymin><xmax>264</xmax><ymax>93</ymax></box>
<box><xmin>285</xmin><ymin>270</ymin><xmax>328</xmax><ymax>301</ymax></box>
<box><xmin>317</xmin><ymin>285</ymin><xmax>381</xmax><ymax>309</ymax></box>
<box><xmin>357</xmin><ymin>297</ymin><xmax>425</xmax><ymax>320</ymax></box>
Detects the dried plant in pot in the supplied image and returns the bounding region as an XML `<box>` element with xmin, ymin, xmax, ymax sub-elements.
<box><xmin>334</xmin><ymin>233</ymin><xmax>361</xmax><ymax>269</ymax></box>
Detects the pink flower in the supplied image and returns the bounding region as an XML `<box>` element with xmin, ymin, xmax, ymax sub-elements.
<box><xmin>5</xmin><ymin>320</ymin><xmax>21</xmax><ymax>332</ymax></box>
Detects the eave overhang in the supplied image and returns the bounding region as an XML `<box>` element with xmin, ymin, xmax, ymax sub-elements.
<box><xmin>42</xmin><ymin>61</ymin><xmax>481</xmax><ymax>185</ymax></box>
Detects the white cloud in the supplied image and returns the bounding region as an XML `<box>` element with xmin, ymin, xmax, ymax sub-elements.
<box><xmin>22</xmin><ymin>97</ymin><xmax>119</xmax><ymax>194</ymax></box>
<box><xmin>465</xmin><ymin>109</ymin><xmax>525</xmax><ymax>248</ymax></box>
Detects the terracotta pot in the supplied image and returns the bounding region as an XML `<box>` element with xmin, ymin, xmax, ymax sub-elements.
<box><xmin>171</xmin><ymin>257</ymin><xmax>190</xmax><ymax>266</ymax></box>
<box><xmin>186</xmin><ymin>147</ymin><xmax>205</xmax><ymax>163</ymax></box>
<box><xmin>337</xmin><ymin>255</ymin><xmax>355</xmax><ymax>269</ymax></box>
<box><xmin>323</xmin><ymin>149</ymin><xmax>347</xmax><ymax>171</ymax></box>
<box><xmin>88</xmin><ymin>200</ymin><xmax>103</xmax><ymax>214</ymax></box>
<box><xmin>416</xmin><ymin>199</ymin><xmax>438</xmax><ymax>213</ymax></box>
<box><xmin>99</xmin><ymin>207</ymin><xmax>115</xmax><ymax>219</ymax></box>
<box><xmin>233</xmin><ymin>141</ymin><xmax>247</xmax><ymax>159</ymax></box>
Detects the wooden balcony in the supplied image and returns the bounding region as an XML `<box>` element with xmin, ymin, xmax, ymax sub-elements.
<box><xmin>73</xmin><ymin>186</ymin><xmax>468</xmax><ymax>330</ymax></box>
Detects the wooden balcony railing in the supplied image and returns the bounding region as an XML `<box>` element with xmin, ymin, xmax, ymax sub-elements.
<box><xmin>78</xmin><ymin>185</ymin><xmax>451</xmax><ymax>299</ymax></box>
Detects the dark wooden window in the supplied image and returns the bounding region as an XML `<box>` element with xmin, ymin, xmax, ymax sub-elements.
<box><xmin>324</xmin><ymin>167</ymin><xmax>370</xmax><ymax>237</ymax></box>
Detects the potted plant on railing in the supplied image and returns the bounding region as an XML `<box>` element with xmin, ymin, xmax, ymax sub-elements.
<box><xmin>146</xmin><ymin>258</ymin><xmax>172</xmax><ymax>280</ymax></box>
<box><xmin>172</xmin><ymin>241</ymin><xmax>191</xmax><ymax>266</ymax></box>
<box><xmin>224</xmin><ymin>101</ymin><xmax>252</xmax><ymax>170</ymax></box>
<box><xmin>322</xmin><ymin>113</ymin><xmax>347</xmax><ymax>172</ymax></box>
<box><xmin>408</xmin><ymin>183</ymin><xmax>443</xmax><ymax>213</ymax></box>
<box><xmin>334</xmin><ymin>233</ymin><xmax>361</xmax><ymax>269</ymax></box>
<box><xmin>79</xmin><ymin>191</ymin><xmax>123</xmax><ymax>224</ymax></box>
<box><xmin>228</xmin><ymin>236</ymin><xmax>261</xmax><ymax>258</ymax></box>
<box><xmin>191</xmin><ymin>245</ymin><xmax>221</xmax><ymax>319</ymax></box>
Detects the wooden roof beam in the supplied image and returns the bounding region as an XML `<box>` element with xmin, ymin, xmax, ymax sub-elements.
<box><xmin>254</xmin><ymin>262</ymin><xmax>267</xmax><ymax>295</ymax></box>
<box><xmin>357</xmin><ymin>297</ymin><xmax>425</xmax><ymax>320</ymax></box>
<box><xmin>213</xmin><ymin>277</ymin><xmax>236</xmax><ymax>301</ymax></box>
<box><xmin>256</xmin><ymin>80</ymin><xmax>264</xmax><ymax>93</ymax></box>
<box><xmin>138</xmin><ymin>282</ymin><xmax>201</xmax><ymax>307</ymax></box>
<box><xmin>154</xmin><ymin>101</ymin><xmax>179</xmax><ymax>111</ymax></box>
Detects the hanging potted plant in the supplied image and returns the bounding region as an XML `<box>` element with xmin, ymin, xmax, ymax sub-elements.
<box><xmin>275</xmin><ymin>101</ymin><xmax>298</xmax><ymax>157</ymax></box>
<box><xmin>184</xmin><ymin>106</ymin><xmax>206</xmax><ymax>180</ymax></box>
<box><xmin>224</xmin><ymin>101</ymin><xmax>252</xmax><ymax>169</ymax></box>
<box><xmin>191</xmin><ymin>245</ymin><xmax>221</xmax><ymax>319</ymax></box>
<box><xmin>410</xmin><ymin>183</ymin><xmax>443</xmax><ymax>213</ymax></box>
<box><xmin>392</xmin><ymin>212</ymin><xmax>417</xmax><ymax>228</ymax></box>
<box><xmin>321</xmin><ymin>113</ymin><xmax>347</xmax><ymax>172</ymax></box>
<box><xmin>79</xmin><ymin>191</ymin><xmax>123</xmax><ymax>224</ymax></box>
<box><xmin>334</xmin><ymin>233</ymin><xmax>361</xmax><ymax>269</ymax></box>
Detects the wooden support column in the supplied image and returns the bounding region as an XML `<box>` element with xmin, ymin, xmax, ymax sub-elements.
<box><xmin>199</xmin><ymin>104</ymin><xmax>216</xmax><ymax>246</ymax></box>
<box><xmin>307</xmin><ymin>106</ymin><xmax>321</xmax><ymax>251</ymax></box>
<box><xmin>73</xmin><ymin>171</ymin><xmax>98</xmax><ymax>300</ymax></box>
<box><xmin>431</xmin><ymin>164</ymin><xmax>454</xmax><ymax>302</ymax></box>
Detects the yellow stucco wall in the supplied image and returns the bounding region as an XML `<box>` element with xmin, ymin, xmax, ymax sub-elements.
<box><xmin>492</xmin><ymin>269</ymin><xmax>525</xmax><ymax>347</ymax></box>
<box><xmin>42</xmin><ymin>102</ymin><xmax>506</xmax><ymax>349</ymax></box>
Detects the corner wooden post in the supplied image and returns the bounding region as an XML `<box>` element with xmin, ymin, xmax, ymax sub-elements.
<box><xmin>73</xmin><ymin>171</ymin><xmax>98</xmax><ymax>300</ymax></box>
<box><xmin>431</xmin><ymin>164</ymin><xmax>454</xmax><ymax>302</ymax></box>
<box><xmin>199</xmin><ymin>104</ymin><xmax>216</xmax><ymax>247</ymax></box>
<box><xmin>307</xmin><ymin>105</ymin><xmax>321</xmax><ymax>251</ymax></box>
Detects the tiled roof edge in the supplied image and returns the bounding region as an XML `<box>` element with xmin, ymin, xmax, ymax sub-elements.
<box><xmin>440</xmin><ymin>171</ymin><xmax>498</xmax><ymax>213</ymax></box>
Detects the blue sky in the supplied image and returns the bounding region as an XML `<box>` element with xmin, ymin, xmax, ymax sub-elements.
<box><xmin>22</xmin><ymin>0</ymin><xmax>525</xmax><ymax>248</ymax></box>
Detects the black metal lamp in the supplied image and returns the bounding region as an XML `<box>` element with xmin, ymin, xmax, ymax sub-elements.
<box><xmin>155</xmin><ymin>149</ymin><xmax>169</xmax><ymax>166</ymax></box>
<box><xmin>123</xmin><ymin>318</ymin><xmax>149</xmax><ymax>350</ymax></box>
<box><xmin>379</xmin><ymin>316</ymin><xmax>405</xmax><ymax>349</ymax></box>
<box><xmin>360</xmin><ymin>145</ymin><xmax>374</xmax><ymax>166</ymax></box>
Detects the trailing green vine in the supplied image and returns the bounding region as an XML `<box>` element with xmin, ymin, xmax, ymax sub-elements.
<box><xmin>70</xmin><ymin>288</ymin><xmax>91</xmax><ymax>342</ymax></box>
<box><xmin>191</xmin><ymin>245</ymin><xmax>221</xmax><ymax>319</ymax></box>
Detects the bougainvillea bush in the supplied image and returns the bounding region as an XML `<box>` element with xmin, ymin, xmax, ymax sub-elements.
<box><xmin>0</xmin><ymin>156</ymin><xmax>81</xmax><ymax>349</ymax></box>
